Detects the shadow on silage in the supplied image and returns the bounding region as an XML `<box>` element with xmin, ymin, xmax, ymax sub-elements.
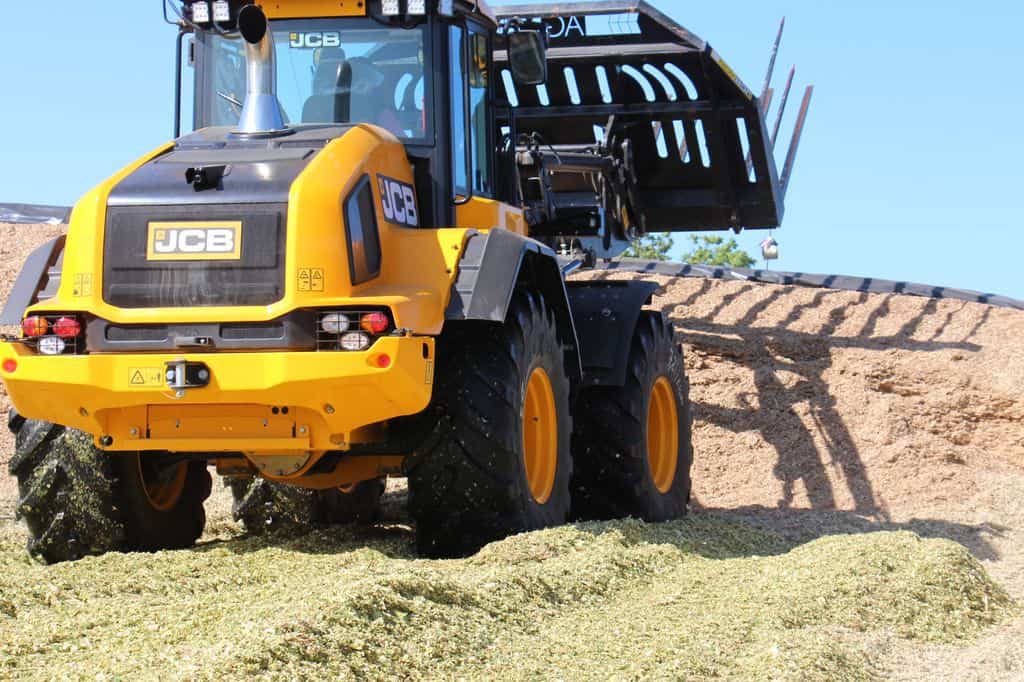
<box><xmin>701</xmin><ymin>506</ymin><xmax>1009</xmax><ymax>562</ymax></box>
<box><xmin>661</xmin><ymin>283</ymin><xmax>992</xmax><ymax>522</ymax></box>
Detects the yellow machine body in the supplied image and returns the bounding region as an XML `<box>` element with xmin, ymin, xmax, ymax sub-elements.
<box><xmin>0</xmin><ymin>124</ymin><xmax>524</xmax><ymax>487</ymax></box>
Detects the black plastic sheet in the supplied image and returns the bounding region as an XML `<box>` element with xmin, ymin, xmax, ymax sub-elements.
<box><xmin>0</xmin><ymin>203</ymin><xmax>71</xmax><ymax>225</ymax></box>
<box><xmin>602</xmin><ymin>259</ymin><xmax>1024</xmax><ymax>311</ymax></box>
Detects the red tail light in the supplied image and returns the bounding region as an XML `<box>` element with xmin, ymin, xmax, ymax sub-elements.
<box><xmin>22</xmin><ymin>316</ymin><xmax>48</xmax><ymax>338</ymax></box>
<box><xmin>360</xmin><ymin>312</ymin><xmax>389</xmax><ymax>334</ymax></box>
<box><xmin>53</xmin><ymin>317</ymin><xmax>82</xmax><ymax>339</ymax></box>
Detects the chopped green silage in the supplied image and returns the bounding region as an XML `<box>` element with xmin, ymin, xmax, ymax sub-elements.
<box><xmin>0</xmin><ymin>517</ymin><xmax>1014</xmax><ymax>680</ymax></box>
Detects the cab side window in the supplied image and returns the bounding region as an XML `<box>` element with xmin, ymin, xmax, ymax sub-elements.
<box><xmin>468</xmin><ymin>29</ymin><xmax>492</xmax><ymax>196</ymax></box>
<box><xmin>450</xmin><ymin>24</ymin><xmax>493</xmax><ymax>201</ymax></box>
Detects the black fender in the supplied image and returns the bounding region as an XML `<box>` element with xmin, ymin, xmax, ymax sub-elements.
<box><xmin>565</xmin><ymin>279</ymin><xmax>662</xmax><ymax>388</ymax></box>
<box><xmin>0</xmin><ymin>236</ymin><xmax>65</xmax><ymax>325</ymax></box>
<box><xmin>445</xmin><ymin>229</ymin><xmax>582</xmax><ymax>382</ymax></box>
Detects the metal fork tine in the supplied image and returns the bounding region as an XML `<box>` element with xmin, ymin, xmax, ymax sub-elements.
<box><xmin>770</xmin><ymin>66</ymin><xmax>796</xmax><ymax>149</ymax></box>
<box><xmin>781</xmin><ymin>85</ymin><xmax>813</xmax><ymax>197</ymax></box>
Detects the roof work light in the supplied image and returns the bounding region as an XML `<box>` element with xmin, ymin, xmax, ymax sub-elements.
<box><xmin>212</xmin><ymin>0</ymin><xmax>231</xmax><ymax>22</ymax></box>
<box><xmin>190</xmin><ymin>1</ymin><xmax>210</xmax><ymax>24</ymax></box>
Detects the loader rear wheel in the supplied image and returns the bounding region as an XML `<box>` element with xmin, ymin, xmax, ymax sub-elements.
<box><xmin>228</xmin><ymin>478</ymin><xmax>385</xmax><ymax>534</ymax></box>
<box><xmin>110</xmin><ymin>454</ymin><xmax>211</xmax><ymax>552</ymax></box>
<box><xmin>8</xmin><ymin>419</ymin><xmax>124</xmax><ymax>563</ymax></box>
<box><xmin>406</xmin><ymin>291</ymin><xmax>572</xmax><ymax>558</ymax></box>
<box><xmin>7</xmin><ymin>416</ymin><xmax>212</xmax><ymax>563</ymax></box>
<box><xmin>570</xmin><ymin>312</ymin><xmax>693</xmax><ymax>522</ymax></box>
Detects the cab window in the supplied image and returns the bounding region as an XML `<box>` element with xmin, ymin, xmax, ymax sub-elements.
<box><xmin>450</xmin><ymin>24</ymin><xmax>493</xmax><ymax>201</ymax></box>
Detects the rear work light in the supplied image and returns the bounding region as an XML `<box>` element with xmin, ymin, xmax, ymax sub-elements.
<box><xmin>341</xmin><ymin>332</ymin><xmax>371</xmax><ymax>352</ymax></box>
<box><xmin>320</xmin><ymin>313</ymin><xmax>352</xmax><ymax>335</ymax></box>
<box><xmin>38</xmin><ymin>337</ymin><xmax>66</xmax><ymax>356</ymax></box>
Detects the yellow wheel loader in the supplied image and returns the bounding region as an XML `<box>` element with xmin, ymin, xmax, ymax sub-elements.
<box><xmin>0</xmin><ymin>0</ymin><xmax>806</xmax><ymax>562</ymax></box>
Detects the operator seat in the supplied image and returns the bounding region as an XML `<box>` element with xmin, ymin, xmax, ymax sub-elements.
<box><xmin>302</xmin><ymin>47</ymin><xmax>352</xmax><ymax>124</ymax></box>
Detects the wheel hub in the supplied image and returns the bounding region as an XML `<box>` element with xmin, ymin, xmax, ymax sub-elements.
<box><xmin>139</xmin><ymin>457</ymin><xmax>188</xmax><ymax>512</ymax></box>
<box><xmin>647</xmin><ymin>377</ymin><xmax>679</xmax><ymax>494</ymax></box>
<box><xmin>522</xmin><ymin>367</ymin><xmax>558</xmax><ymax>504</ymax></box>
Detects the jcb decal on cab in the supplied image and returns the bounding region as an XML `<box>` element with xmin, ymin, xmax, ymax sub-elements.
<box><xmin>146</xmin><ymin>221</ymin><xmax>242</xmax><ymax>261</ymax></box>
<box><xmin>378</xmin><ymin>175</ymin><xmax>419</xmax><ymax>228</ymax></box>
<box><xmin>289</xmin><ymin>32</ymin><xmax>341</xmax><ymax>49</ymax></box>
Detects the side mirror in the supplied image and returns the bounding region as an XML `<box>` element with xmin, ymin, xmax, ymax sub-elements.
<box><xmin>508</xmin><ymin>31</ymin><xmax>547</xmax><ymax>86</ymax></box>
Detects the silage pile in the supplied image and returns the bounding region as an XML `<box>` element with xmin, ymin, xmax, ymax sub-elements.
<box><xmin>0</xmin><ymin>223</ymin><xmax>1022</xmax><ymax>680</ymax></box>
<box><xmin>0</xmin><ymin>517</ymin><xmax>1014</xmax><ymax>679</ymax></box>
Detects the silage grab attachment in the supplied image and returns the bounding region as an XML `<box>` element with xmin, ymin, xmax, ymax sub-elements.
<box><xmin>496</xmin><ymin>1</ymin><xmax>811</xmax><ymax>234</ymax></box>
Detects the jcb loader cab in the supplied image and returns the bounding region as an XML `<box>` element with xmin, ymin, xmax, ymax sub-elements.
<box><xmin>1</xmin><ymin>0</ymin><xmax>802</xmax><ymax>563</ymax></box>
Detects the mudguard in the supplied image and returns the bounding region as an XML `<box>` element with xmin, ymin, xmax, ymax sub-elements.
<box><xmin>445</xmin><ymin>229</ymin><xmax>582</xmax><ymax>381</ymax></box>
<box><xmin>0</xmin><ymin>236</ymin><xmax>65</xmax><ymax>326</ymax></box>
<box><xmin>566</xmin><ymin>279</ymin><xmax>661</xmax><ymax>388</ymax></box>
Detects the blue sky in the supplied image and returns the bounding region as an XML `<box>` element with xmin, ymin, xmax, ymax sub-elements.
<box><xmin>1</xmin><ymin>1</ymin><xmax>1022</xmax><ymax>297</ymax></box>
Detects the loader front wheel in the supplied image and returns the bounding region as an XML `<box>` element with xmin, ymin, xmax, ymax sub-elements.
<box><xmin>228</xmin><ymin>478</ymin><xmax>385</xmax><ymax>534</ymax></box>
<box><xmin>570</xmin><ymin>312</ymin><xmax>693</xmax><ymax>522</ymax></box>
<box><xmin>406</xmin><ymin>291</ymin><xmax>572</xmax><ymax>558</ymax></box>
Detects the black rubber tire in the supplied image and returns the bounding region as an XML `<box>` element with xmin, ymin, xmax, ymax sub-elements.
<box><xmin>406</xmin><ymin>291</ymin><xmax>573</xmax><ymax>558</ymax></box>
<box><xmin>109</xmin><ymin>454</ymin><xmax>211</xmax><ymax>552</ymax></box>
<box><xmin>321</xmin><ymin>479</ymin><xmax>387</xmax><ymax>524</ymax></box>
<box><xmin>570</xmin><ymin>311</ymin><xmax>693</xmax><ymax>522</ymax></box>
<box><xmin>227</xmin><ymin>477</ymin><xmax>385</xmax><ymax>534</ymax></box>
<box><xmin>8</xmin><ymin>419</ymin><xmax>125</xmax><ymax>563</ymax></box>
<box><xmin>8</xmin><ymin>417</ymin><xmax>212</xmax><ymax>563</ymax></box>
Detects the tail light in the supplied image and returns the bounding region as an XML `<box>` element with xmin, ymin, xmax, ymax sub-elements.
<box><xmin>21</xmin><ymin>314</ymin><xmax>84</xmax><ymax>355</ymax></box>
<box><xmin>317</xmin><ymin>310</ymin><xmax>393</xmax><ymax>352</ymax></box>
<box><xmin>360</xmin><ymin>312</ymin><xmax>389</xmax><ymax>334</ymax></box>
<box><xmin>53</xmin><ymin>317</ymin><xmax>82</xmax><ymax>339</ymax></box>
<box><xmin>22</xmin><ymin>316</ymin><xmax>48</xmax><ymax>338</ymax></box>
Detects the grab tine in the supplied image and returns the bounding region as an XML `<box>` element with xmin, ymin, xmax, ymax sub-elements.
<box><xmin>759</xmin><ymin>17</ymin><xmax>786</xmax><ymax>107</ymax></box>
<box><xmin>781</xmin><ymin>86</ymin><xmax>813</xmax><ymax>197</ymax></box>
<box><xmin>770</xmin><ymin>66</ymin><xmax>796</xmax><ymax>149</ymax></box>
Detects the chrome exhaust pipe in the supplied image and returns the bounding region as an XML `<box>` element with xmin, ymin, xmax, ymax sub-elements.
<box><xmin>234</xmin><ymin>5</ymin><xmax>287</xmax><ymax>136</ymax></box>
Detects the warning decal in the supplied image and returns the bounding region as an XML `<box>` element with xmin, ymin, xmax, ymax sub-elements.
<box><xmin>298</xmin><ymin>268</ymin><xmax>325</xmax><ymax>292</ymax></box>
<box><xmin>129</xmin><ymin>368</ymin><xmax>164</xmax><ymax>387</ymax></box>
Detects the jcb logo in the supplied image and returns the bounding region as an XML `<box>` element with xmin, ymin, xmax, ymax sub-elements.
<box><xmin>378</xmin><ymin>175</ymin><xmax>419</xmax><ymax>228</ymax></box>
<box><xmin>289</xmin><ymin>31</ymin><xmax>341</xmax><ymax>49</ymax></box>
<box><xmin>146</xmin><ymin>222</ymin><xmax>242</xmax><ymax>261</ymax></box>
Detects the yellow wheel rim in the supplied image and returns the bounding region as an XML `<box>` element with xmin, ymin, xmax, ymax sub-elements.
<box><xmin>139</xmin><ymin>457</ymin><xmax>188</xmax><ymax>512</ymax></box>
<box><xmin>522</xmin><ymin>367</ymin><xmax>558</xmax><ymax>504</ymax></box>
<box><xmin>647</xmin><ymin>377</ymin><xmax>680</xmax><ymax>494</ymax></box>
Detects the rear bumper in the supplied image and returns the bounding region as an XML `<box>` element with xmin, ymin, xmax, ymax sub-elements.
<box><xmin>0</xmin><ymin>337</ymin><xmax>434</xmax><ymax>453</ymax></box>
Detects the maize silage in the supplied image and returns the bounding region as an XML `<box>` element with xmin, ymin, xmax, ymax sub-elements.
<box><xmin>0</xmin><ymin>516</ymin><xmax>1013</xmax><ymax>680</ymax></box>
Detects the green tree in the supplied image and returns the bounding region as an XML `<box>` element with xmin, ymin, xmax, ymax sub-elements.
<box><xmin>622</xmin><ymin>233</ymin><xmax>674</xmax><ymax>261</ymax></box>
<box><xmin>681</xmin><ymin>235</ymin><xmax>757</xmax><ymax>268</ymax></box>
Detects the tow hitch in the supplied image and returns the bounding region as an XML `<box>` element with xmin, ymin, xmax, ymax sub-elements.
<box><xmin>165</xmin><ymin>360</ymin><xmax>211</xmax><ymax>396</ymax></box>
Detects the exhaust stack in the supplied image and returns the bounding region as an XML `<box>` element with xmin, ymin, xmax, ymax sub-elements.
<box><xmin>234</xmin><ymin>5</ymin><xmax>287</xmax><ymax>136</ymax></box>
